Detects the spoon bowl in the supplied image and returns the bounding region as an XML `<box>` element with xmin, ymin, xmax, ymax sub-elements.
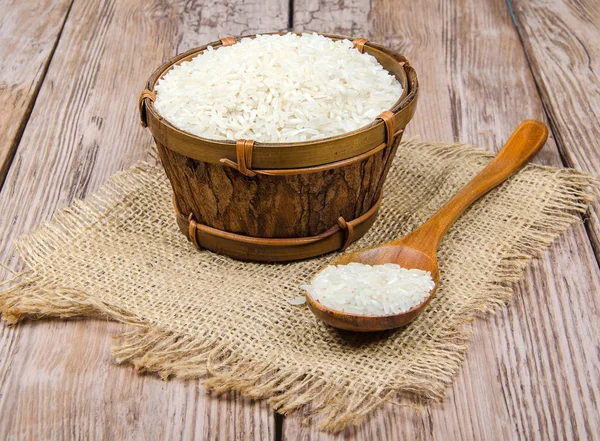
<box><xmin>306</xmin><ymin>244</ymin><xmax>440</xmax><ymax>331</ymax></box>
<box><xmin>305</xmin><ymin>120</ymin><xmax>549</xmax><ymax>332</ymax></box>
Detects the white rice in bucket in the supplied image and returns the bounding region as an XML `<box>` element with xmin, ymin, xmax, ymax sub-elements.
<box><xmin>153</xmin><ymin>33</ymin><xmax>403</xmax><ymax>142</ymax></box>
<box><xmin>298</xmin><ymin>263</ymin><xmax>435</xmax><ymax>316</ymax></box>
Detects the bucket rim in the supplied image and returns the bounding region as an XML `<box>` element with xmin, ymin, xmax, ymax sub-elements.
<box><xmin>141</xmin><ymin>32</ymin><xmax>419</xmax><ymax>169</ymax></box>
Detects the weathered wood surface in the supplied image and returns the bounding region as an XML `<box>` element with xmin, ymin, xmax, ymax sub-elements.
<box><xmin>0</xmin><ymin>0</ymin><xmax>73</xmax><ymax>186</ymax></box>
<box><xmin>0</xmin><ymin>0</ymin><xmax>288</xmax><ymax>439</ymax></box>
<box><xmin>1</xmin><ymin>0</ymin><xmax>599</xmax><ymax>439</ymax></box>
<box><xmin>0</xmin><ymin>319</ymin><xmax>272</xmax><ymax>440</ymax></box>
<box><xmin>287</xmin><ymin>0</ymin><xmax>600</xmax><ymax>439</ymax></box>
<box><xmin>510</xmin><ymin>0</ymin><xmax>600</xmax><ymax>256</ymax></box>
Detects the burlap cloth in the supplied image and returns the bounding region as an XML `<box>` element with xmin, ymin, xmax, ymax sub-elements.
<box><xmin>1</xmin><ymin>139</ymin><xmax>596</xmax><ymax>432</ymax></box>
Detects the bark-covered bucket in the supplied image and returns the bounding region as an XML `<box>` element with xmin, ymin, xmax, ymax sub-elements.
<box><xmin>138</xmin><ymin>32</ymin><xmax>418</xmax><ymax>262</ymax></box>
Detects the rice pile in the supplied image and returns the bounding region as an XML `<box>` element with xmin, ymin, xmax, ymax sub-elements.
<box><xmin>300</xmin><ymin>263</ymin><xmax>435</xmax><ymax>315</ymax></box>
<box><xmin>153</xmin><ymin>33</ymin><xmax>403</xmax><ymax>142</ymax></box>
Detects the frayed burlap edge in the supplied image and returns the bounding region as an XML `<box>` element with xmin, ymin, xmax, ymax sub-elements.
<box><xmin>0</xmin><ymin>142</ymin><xmax>598</xmax><ymax>432</ymax></box>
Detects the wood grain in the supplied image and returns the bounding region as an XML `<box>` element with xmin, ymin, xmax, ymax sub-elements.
<box><xmin>285</xmin><ymin>228</ymin><xmax>600</xmax><ymax>441</ymax></box>
<box><xmin>288</xmin><ymin>0</ymin><xmax>600</xmax><ymax>439</ymax></box>
<box><xmin>158</xmin><ymin>138</ymin><xmax>394</xmax><ymax>238</ymax></box>
<box><xmin>0</xmin><ymin>320</ymin><xmax>273</xmax><ymax>441</ymax></box>
<box><xmin>0</xmin><ymin>0</ymin><xmax>73</xmax><ymax>187</ymax></box>
<box><xmin>2</xmin><ymin>0</ymin><xmax>599</xmax><ymax>439</ymax></box>
<box><xmin>310</xmin><ymin>121</ymin><xmax>549</xmax><ymax>332</ymax></box>
<box><xmin>510</xmin><ymin>0</ymin><xmax>600</xmax><ymax>257</ymax></box>
<box><xmin>0</xmin><ymin>0</ymin><xmax>288</xmax><ymax>439</ymax></box>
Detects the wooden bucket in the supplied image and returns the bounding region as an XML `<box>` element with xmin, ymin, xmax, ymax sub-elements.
<box><xmin>139</xmin><ymin>33</ymin><xmax>418</xmax><ymax>262</ymax></box>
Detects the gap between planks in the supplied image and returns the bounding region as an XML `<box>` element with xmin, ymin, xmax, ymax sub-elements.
<box><xmin>0</xmin><ymin>0</ymin><xmax>74</xmax><ymax>189</ymax></box>
<box><xmin>508</xmin><ymin>0</ymin><xmax>600</xmax><ymax>265</ymax></box>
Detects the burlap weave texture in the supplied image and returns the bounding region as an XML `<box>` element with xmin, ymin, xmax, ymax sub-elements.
<box><xmin>1</xmin><ymin>139</ymin><xmax>596</xmax><ymax>432</ymax></box>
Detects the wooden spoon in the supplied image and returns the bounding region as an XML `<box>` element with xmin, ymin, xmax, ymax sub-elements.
<box><xmin>306</xmin><ymin>120</ymin><xmax>549</xmax><ymax>332</ymax></box>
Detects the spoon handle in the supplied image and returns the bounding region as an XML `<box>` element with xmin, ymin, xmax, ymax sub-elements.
<box><xmin>402</xmin><ymin>120</ymin><xmax>548</xmax><ymax>250</ymax></box>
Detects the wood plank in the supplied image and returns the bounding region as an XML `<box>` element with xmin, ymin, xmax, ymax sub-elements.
<box><xmin>0</xmin><ymin>0</ymin><xmax>73</xmax><ymax>187</ymax></box>
<box><xmin>0</xmin><ymin>0</ymin><xmax>288</xmax><ymax>439</ymax></box>
<box><xmin>0</xmin><ymin>319</ymin><xmax>272</xmax><ymax>440</ymax></box>
<box><xmin>510</xmin><ymin>0</ymin><xmax>600</xmax><ymax>257</ymax></box>
<box><xmin>286</xmin><ymin>0</ymin><xmax>600</xmax><ymax>439</ymax></box>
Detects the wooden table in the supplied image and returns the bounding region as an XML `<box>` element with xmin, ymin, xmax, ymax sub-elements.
<box><xmin>1</xmin><ymin>0</ymin><xmax>599</xmax><ymax>439</ymax></box>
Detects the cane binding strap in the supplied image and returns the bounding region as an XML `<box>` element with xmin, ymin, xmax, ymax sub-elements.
<box><xmin>173</xmin><ymin>193</ymin><xmax>383</xmax><ymax>262</ymax></box>
<box><xmin>138</xmin><ymin>89</ymin><xmax>156</xmax><ymax>127</ymax></box>
<box><xmin>353</xmin><ymin>38</ymin><xmax>369</xmax><ymax>53</ymax></box>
